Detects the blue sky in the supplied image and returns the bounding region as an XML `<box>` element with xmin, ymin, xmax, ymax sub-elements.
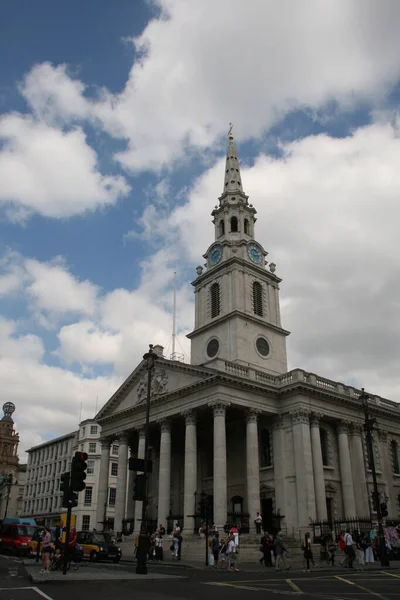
<box><xmin>1</xmin><ymin>0</ymin><xmax>400</xmax><ymax>454</ymax></box>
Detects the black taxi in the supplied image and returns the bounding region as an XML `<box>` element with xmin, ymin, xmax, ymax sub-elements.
<box><xmin>76</xmin><ymin>531</ymin><xmax>122</xmax><ymax>563</ymax></box>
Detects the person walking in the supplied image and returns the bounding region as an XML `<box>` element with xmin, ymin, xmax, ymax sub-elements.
<box><xmin>260</xmin><ymin>531</ymin><xmax>273</xmax><ymax>567</ymax></box>
<box><xmin>275</xmin><ymin>531</ymin><xmax>290</xmax><ymax>571</ymax></box>
<box><xmin>254</xmin><ymin>512</ymin><xmax>263</xmax><ymax>535</ymax></box>
<box><xmin>301</xmin><ymin>532</ymin><xmax>313</xmax><ymax>571</ymax></box>
<box><xmin>210</xmin><ymin>533</ymin><xmax>220</xmax><ymax>569</ymax></box>
<box><xmin>40</xmin><ymin>528</ymin><xmax>52</xmax><ymax>574</ymax></box>
<box><xmin>344</xmin><ymin>528</ymin><xmax>356</xmax><ymax>569</ymax></box>
<box><xmin>227</xmin><ymin>533</ymin><xmax>239</xmax><ymax>572</ymax></box>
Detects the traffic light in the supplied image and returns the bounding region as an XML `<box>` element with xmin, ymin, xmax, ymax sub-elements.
<box><xmin>60</xmin><ymin>472</ymin><xmax>71</xmax><ymax>508</ymax></box>
<box><xmin>380</xmin><ymin>502</ymin><xmax>388</xmax><ymax>517</ymax></box>
<box><xmin>70</xmin><ymin>451</ymin><xmax>88</xmax><ymax>492</ymax></box>
<box><xmin>133</xmin><ymin>473</ymin><xmax>145</xmax><ymax>500</ymax></box>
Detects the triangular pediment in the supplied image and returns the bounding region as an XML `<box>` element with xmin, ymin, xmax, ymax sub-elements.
<box><xmin>96</xmin><ymin>358</ymin><xmax>215</xmax><ymax>421</ymax></box>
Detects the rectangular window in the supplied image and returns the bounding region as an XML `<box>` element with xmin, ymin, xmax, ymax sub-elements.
<box><xmin>82</xmin><ymin>515</ymin><xmax>90</xmax><ymax>530</ymax></box>
<box><xmin>112</xmin><ymin>445</ymin><xmax>119</xmax><ymax>455</ymax></box>
<box><xmin>88</xmin><ymin>442</ymin><xmax>97</xmax><ymax>454</ymax></box>
<box><xmin>90</xmin><ymin>425</ymin><xmax>98</xmax><ymax>435</ymax></box>
<box><xmin>84</xmin><ymin>487</ymin><xmax>93</xmax><ymax>506</ymax></box>
<box><xmin>111</xmin><ymin>463</ymin><xmax>118</xmax><ymax>477</ymax></box>
<box><xmin>82</xmin><ymin>427</ymin><xmax>86</xmax><ymax>438</ymax></box>
<box><xmin>87</xmin><ymin>460</ymin><xmax>95</xmax><ymax>475</ymax></box>
<box><xmin>108</xmin><ymin>488</ymin><xmax>116</xmax><ymax>506</ymax></box>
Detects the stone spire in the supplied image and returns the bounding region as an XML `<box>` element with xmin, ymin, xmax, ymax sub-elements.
<box><xmin>223</xmin><ymin>123</ymin><xmax>244</xmax><ymax>194</ymax></box>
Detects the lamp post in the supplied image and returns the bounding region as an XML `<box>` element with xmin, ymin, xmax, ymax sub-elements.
<box><xmin>136</xmin><ymin>344</ymin><xmax>157</xmax><ymax>575</ymax></box>
<box><xmin>360</xmin><ymin>388</ymin><xmax>390</xmax><ymax>567</ymax></box>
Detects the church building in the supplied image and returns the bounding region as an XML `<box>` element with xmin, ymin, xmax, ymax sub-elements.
<box><xmin>95</xmin><ymin>130</ymin><xmax>400</xmax><ymax>537</ymax></box>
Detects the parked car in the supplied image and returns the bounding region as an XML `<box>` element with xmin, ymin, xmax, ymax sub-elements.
<box><xmin>0</xmin><ymin>523</ymin><xmax>38</xmax><ymax>556</ymax></box>
<box><xmin>76</xmin><ymin>531</ymin><xmax>122</xmax><ymax>562</ymax></box>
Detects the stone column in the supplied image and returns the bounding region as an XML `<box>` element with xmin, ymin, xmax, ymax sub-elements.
<box><xmin>183</xmin><ymin>411</ymin><xmax>197</xmax><ymax>534</ymax></box>
<box><xmin>114</xmin><ymin>432</ymin><xmax>129</xmax><ymax>534</ymax></box>
<box><xmin>350</xmin><ymin>424</ymin><xmax>370</xmax><ymax>517</ymax></box>
<box><xmin>95</xmin><ymin>438</ymin><xmax>111</xmax><ymax>529</ymax></box>
<box><xmin>291</xmin><ymin>409</ymin><xmax>316</xmax><ymax>528</ymax></box>
<box><xmin>210</xmin><ymin>402</ymin><xmax>228</xmax><ymax>529</ymax></box>
<box><xmin>126</xmin><ymin>444</ymin><xmax>135</xmax><ymax>520</ymax></box>
<box><xmin>337</xmin><ymin>421</ymin><xmax>356</xmax><ymax>517</ymax></box>
<box><xmin>157</xmin><ymin>420</ymin><xmax>171</xmax><ymax>527</ymax></box>
<box><xmin>246</xmin><ymin>410</ymin><xmax>261</xmax><ymax>532</ymax></box>
<box><xmin>310</xmin><ymin>413</ymin><xmax>327</xmax><ymax>521</ymax></box>
<box><xmin>272</xmin><ymin>415</ymin><xmax>286</xmax><ymax>519</ymax></box>
<box><xmin>134</xmin><ymin>428</ymin><xmax>146</xmax><ymax>534</ymax></box>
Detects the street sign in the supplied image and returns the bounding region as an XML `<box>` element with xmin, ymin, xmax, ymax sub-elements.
<box><xmin>128</xmin><ymin>457</ymin><xmax>152</xmax><ymax>473</ymax></box>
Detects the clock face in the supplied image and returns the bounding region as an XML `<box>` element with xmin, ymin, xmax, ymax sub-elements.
<box><xmin>209</xmin><ymin>245</ymin><xmax>223</xmax><ymax>265</ymax></box>
<box><xmin>248</xmin><ymin>244</ymin><xmax>262</xmax><ymax>264</ymax></box>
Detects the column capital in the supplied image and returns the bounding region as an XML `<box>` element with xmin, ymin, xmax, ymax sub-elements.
<box><xmin>310</xmin><ymin>412</ymin><xmax>324</xmax><ymax>427</ymax></box>
<box><xmin>135</xmin><ymin>426</ymin><xmax>146</xmax><ymax>440</ymax></box>
<box><xmin>246</xmin><ymin>409</ymin><xmax>260</xmax><ymax>424</ymax></box>
<box><xmin>350</xmin><ymin>422</ymin><xmax>364</xmax><ymax>436</ymax></box>
<box><xmin>209</xmin><ymin>401</ymin><xmax>230</xmax><ymax>417</ymax></box>
<box><xmin>273</xmin><ymin>414</ymin><xmax>284</xmax><ymax>430</ymax></box>
<box><xmin>337</xmin><ymin>420</ymin><xmax>351</xmax><ymax>434</ymax></box>
<box><xmin>290</xmin><ymin>409</ymin><xmax>310</xmax><ymax>425</ymax></box>
<box><xmin>378</xmin><ymin>428</ymin><xmax>388</xmax><ymax>442</ymax></box>
<box><xmin>158</xmin><ymin>419</ymin><xmax>171</xmax><ymax>434</ymax></box>
<box><xmin>182</xmin><ymin>410</ymin><xmax>197</xmax><ymax>426</ymax></box>
<box><xmin>118</xmin><ymin>432</ymin><xmax>130</xmax><ymax>445</ymax></box>
<box><xmin>100</xmin><ymin>437</ymin><xmax>113</xmax><ymax>450</ymax></box>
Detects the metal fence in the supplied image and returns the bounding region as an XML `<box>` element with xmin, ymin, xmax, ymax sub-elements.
<box><xmin>310</xmin><ymin>517</ymin><xmax>373</xmax><ymax>542</ymax></box>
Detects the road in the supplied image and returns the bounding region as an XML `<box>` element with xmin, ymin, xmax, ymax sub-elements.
<box><xmin>1</xmin><ymin>555</ymin><xmax>399</xmax><ymax>600</ymax></box>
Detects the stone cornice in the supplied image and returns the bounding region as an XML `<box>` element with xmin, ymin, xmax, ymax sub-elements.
<box><xmin>191</xmin><ymin>254</ymin><xmax>282</xmax><ymax>286</ymax></box>
<box><xmin>187</xmin><ymin>310</ymin><xmax>290</xmax><ymax>339</ymax></box>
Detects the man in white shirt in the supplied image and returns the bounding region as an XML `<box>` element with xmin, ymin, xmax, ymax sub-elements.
<box><xmin>344</xmin><ymin>528</ymin><xmax>355</xmax><ymax>568</ymax></box>
<box><xmin>227</xmin><ymin>534</ymin><xmax>239</xmax><ymax>572</ymax></box>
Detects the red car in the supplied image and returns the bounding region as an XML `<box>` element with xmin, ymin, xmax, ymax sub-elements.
<box><xmin>0</xmin><ymin>523</ymin><xmax>38</xmax><ymax>556</ymax></box>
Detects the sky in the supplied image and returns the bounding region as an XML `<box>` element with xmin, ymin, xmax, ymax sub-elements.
<box><xmin>1</xmin><ymin>0</ymin><xmax>400</xmax><ymax>458</ymax></box>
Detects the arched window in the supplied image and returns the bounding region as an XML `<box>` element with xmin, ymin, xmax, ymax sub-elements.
<box><xmin>253</xmin><ymin>282</ymin><xmax>263</xmax><ymax>316</ymax></box>
<box><xmin>230</xmin><ymin>216</ymin><xmax>238</xmax><ymax>232</ymax></box>
<box><xmin>244</xmin><ymin>219</ymin><xmax>249</xmax><ymax>234</ymax></box>
<box><xmin>210</xmin><ymin>283</ymin><xmax>220</xmax><ymax>318</ymax></box>
<box><xmin>320</xmin><ymin>428</ymin><xmax>329</xmax><ymax>466</ymax></box>
<box><xmin>391</xmin><ymin>441</ymin><xmax>400</xmax><ymax>474</ymax></box>
<box><xmin>260</xmin><ymin>429</ymin><xmax>271</xmax><ymax>467</ymax></box>
<box><xmin>219</xmin><ymin>220</ymin><xmax>225</xmax><ymax>236</ymax></box>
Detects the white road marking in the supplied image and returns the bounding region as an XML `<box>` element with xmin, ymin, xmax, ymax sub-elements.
<box><xmin>0</xmin><ymin>586</ymin><xmax>56</xmax><ymax>600</ymax></box>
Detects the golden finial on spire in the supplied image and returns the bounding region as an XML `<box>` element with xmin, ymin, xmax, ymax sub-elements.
<box><xmin>228</xmin><ymin>122</ymin><xmax>234</xmax><ymax>141</ymax></box>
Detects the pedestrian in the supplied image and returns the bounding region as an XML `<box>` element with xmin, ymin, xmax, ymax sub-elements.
<box><xmin>319</xmin><ymin>534</ymin><xmax>330</xmax><ymax>566</ymax></box>
<box><xmin>301</xmin><ymin>532</ymin><xmax>313</xmax><ymax>571</ymax></box>
<box><xmin>155</xmin><ymin>531</ymin><xmax>164</xmax><ymax>561</ymax></box>
<box><xmin>254</xmin><ymin>512</ymin><xmax>263</xmax><ymax>535</ymax></box>
<box><xmin>327</xmin><ymin>536</ymin><xmax>336</xmax><ymax>566</ymax></box>
<box><xmin>177</xmin><ymin>531</ymin><xmax>183</xmax><ymax>561</ymax></box>
<box><xmin>364</xmin><ymin>532</ymin><xmax>375</xmax><ymax>565</ymax></box>
<box><xmin>339</xmin><ymin>531</ymin><xmax>348</xmax><ymax>566</ymax></box>
<box><xmin>344</xmin><ymin>528</ymin><xmax>355</xmax><ymax>569</ymax></box>
<box><xmin>227</xmin><ymin>533</ymin><xmax>239</xmax><ymax>572</ymax></box>
<box><xmin>210</xmin><ymin>533</ymin><xmax>220</xmax><ymax>569</ymax></box>
<box><xmin>260</xmin><ymin>531</ymin><xmax>273</xmax><ymax>567</ymax></box>
<box><xmin>274</xmin><ymin>531</ymin><xmax>290</xmax><ymax>571</ymax></box>
<box><xmin>355</xmin><ymin>533</ymin><xmax>365</xmax><ymax>569</ymax></box>
<box><xmin>171</xmin><ymin>530</ymin><xmax>179</xmax><ymax>560</ymax></box>
<box><xmin>159</xmin><ymin>524</ymin><xmax>166</xmax><ymax>538</ymax></box>
<box><xmin>219</xmin><ymin>538</ymin><xmax>228</xmax><ymax>570</ymax></box>
<box><xmin>40</xmin><ymin>528</ymin><xmax>52</xmax><ymax>574</ymax></box>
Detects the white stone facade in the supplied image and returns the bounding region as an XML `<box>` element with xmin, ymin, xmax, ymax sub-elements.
<box><xmin>21</xmin><ymin>419</ymin><xmax>125</xmax><ymax>531</ymax></box>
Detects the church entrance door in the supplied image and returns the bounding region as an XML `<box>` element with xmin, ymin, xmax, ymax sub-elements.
<box><xmin>261</xmin><ymin>498</ymin><xmax>273</xmax><ymax>533</ymax></box>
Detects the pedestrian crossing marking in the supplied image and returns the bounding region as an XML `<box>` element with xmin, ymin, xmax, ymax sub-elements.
<box><xmin>335</xmin><ymin>576</ymin><xmax>355</xmax><ymax>585</ymax></box>
<box><xmin>381</xmin><ymin>571</ymin><xmax>400</xmax><ymax>579</ymax></box>
<box><xmin>286</xmin><ymin>579</ymin><xmax>303</xmax><ymax>594</ymax></box>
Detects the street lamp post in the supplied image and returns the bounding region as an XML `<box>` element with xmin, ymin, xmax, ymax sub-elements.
<box><xmin>136</xmin><ymin>344</ymin><xmax>157</xmax><ymax>575</ymax></box>
<box><xmin>360</xmin><ymin>388</ymin><xmax>390</xmax><ymax>567</ymax></box>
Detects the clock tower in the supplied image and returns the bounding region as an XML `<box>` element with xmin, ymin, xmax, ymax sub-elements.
<box><xmin>187</xmin><ymin>126</ymin><xmax>290</xmax><ymax>375</ymax></box>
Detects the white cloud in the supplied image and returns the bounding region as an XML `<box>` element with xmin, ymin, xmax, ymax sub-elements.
<box><xmin>0</xmin><ymin>113</ymin><xmax>130</xmax><ymax>220</ymax></box>
<box><xmin>56</xmin><ymin>321</ymin><xmax>122</xmax><ymax>366</ymax></box>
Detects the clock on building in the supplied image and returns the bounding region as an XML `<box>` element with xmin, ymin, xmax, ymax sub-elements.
<box><xmin>247</xmin><ymin>243</ymin><xmax>262</xmax><ymax>264</ymax></box>
<box><xmin>209</xmin><ymin>245</ymin><xmax>223</xmax><ymax>266</ymax></box>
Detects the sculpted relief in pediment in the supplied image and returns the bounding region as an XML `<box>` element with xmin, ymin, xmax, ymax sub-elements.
<box><xmin>137</xmin><ymin>366</ymin><xmax>168</xmax><ymax>404</ymax></box>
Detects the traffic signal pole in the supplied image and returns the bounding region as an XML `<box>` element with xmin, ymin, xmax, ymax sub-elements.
<box><xmin>62</xmin><ymin>503</ymin><xmax>72</xmax><ymax>575</ymax></box>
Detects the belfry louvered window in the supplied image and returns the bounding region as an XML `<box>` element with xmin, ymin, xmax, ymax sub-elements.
<box><xmin>210</xmin><ymin>283</ymin><xmax>220</xmax><ymax>318</ymax></box>
<box><xmin>253</xmin><ymin>281</ymin><xmax>263</xmax><ymax>316</ymax></box>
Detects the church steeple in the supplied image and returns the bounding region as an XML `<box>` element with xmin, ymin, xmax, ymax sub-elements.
<box><xmin>223</xmin><ymin>124</ymin><xmax>244</xmax><ymax>194</ymax></box>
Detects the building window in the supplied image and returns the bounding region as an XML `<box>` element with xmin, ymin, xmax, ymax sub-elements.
<box><xmin>109</xmin><ymin>488</ymin><xmax>116</xmax><ymax>506</ymax></box>
<box><xmin>84</xmin><ymin>487</ymin><xmax>93</xmax><ymax>506</ymax></box>
<box><xmin>253</xmin><ymin>282</ymin><xmax>263</xmax><ymax>316</ymax></box>
<box><xmin>90</xmin><ymin>425</ymin><xmax>98</xmax><ymax>435</ymax></box>
<box><xmin>219</xmin><ymin>220</ymin><xmax>225</xmax><ymax>236</ymax></box>
<box><xmin>210</xmin><ymin>283</ymin><xmax>220</xmax><ymax>318</ymax></box>
<box><xmin>87</xmin><ymin>460</ymin><xmax>95</xmax><ymax>475</ymax></box>
<box><xmin>320</xmin><ymin>428</ymin><xmax>329</xmax><ymax>466</ymax></box>
<box><xmin>260</xmin><ymin>429</ymin><xmax>272</xmax><ymax>468</ymax></box>
<box><xmin>244</xmin><ymin>218</ymin><xmax>249</xmax><ymax>234</ymax></box>
<box><xmin>111</xmin><ymin>463</ymin><xmax>118</xmax><ymax>477</ymax></box>
<box><xmin>82</xmin><ymin>427</ymin><xmax>86</xmax><ymax>438</ymax></box>
<box><xmin>82</xmin><ymin>515</ymin><xmax>90</xmax><ymax>530</ymax></box>
<box><xmin>391</xmin><ymin>441</ymin><xmax>400</xmax><ymax>474</ymax></box>
<box><xmin>230</xmin><ymin>216</ymin><xmax>238</xmax><ymax>232</ymax></box>
<box><xmin>88</xmin><ymin>442</ymin><xmax>97</xmax><ymax>454</ymax></box>
<box><xmin>112</xmin><ymin>445</ymin><xmax>119</xmax><ymax>456</ymax></box>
